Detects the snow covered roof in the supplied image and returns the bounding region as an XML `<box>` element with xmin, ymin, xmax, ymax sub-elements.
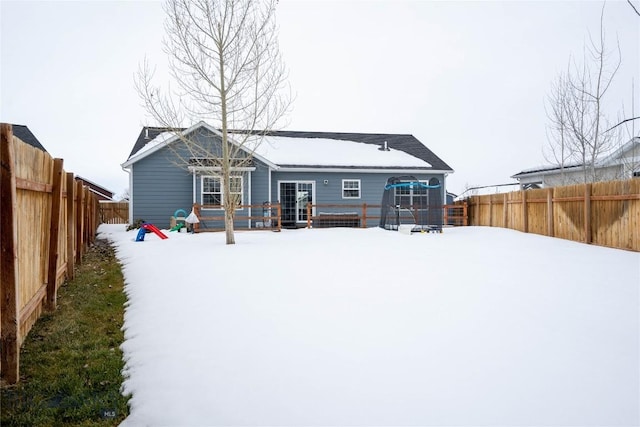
<box><xmin>249</xmin><ymin>135</ymin><xmax>431</xmax><ymax>169</ymax></box>
<box><xmin>455</xmin><ymin>183</ymin><xmax>522</xmax><ymax>200</ymax></box>
<box><xmin>123</xmin><ymin>123</ymin><xmax>453</xmax><ymax>172</ymax></box>
<box><xmin>512</xmin><ymin>137</ymin><xmax>640</xmax><ymax>179</ymax></box>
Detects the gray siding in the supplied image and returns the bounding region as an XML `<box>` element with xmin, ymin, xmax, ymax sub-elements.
<box><xmin>131</xmin><ymin>128</ymin><xmax>223</xmax><ymax>229</ymax></box>
<box><xmin>131</xmin><ymin>150</ymin><xmax>194</xmax><ymax>229</ymax></box>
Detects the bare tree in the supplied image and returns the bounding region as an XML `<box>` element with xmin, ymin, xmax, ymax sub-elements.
<box><xmin>544</xmin><ymin>73</ymin><xmax>573</xmax><ymax>183</ymax></box>
<box><xmin>136</xmin><ymin>0</ymin><xmax>290</xmax><ymax>244</ymax></box>
<box><xmin>545</xmin><ymin>4</ymin><xmax>622</xmax><ymax>185</ymax></box>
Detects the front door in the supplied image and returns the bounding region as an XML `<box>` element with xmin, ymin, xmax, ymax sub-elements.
<box><xmin>279</xmin><ymin>181</ymin><xmax>314</xmax><ymax>226</ymax></box>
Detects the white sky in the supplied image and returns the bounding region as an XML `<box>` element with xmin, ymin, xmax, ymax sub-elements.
<box><xmin>1</xmin><ymin>0</ymin><xmax>638</xmax><ymax>196</ymax></box>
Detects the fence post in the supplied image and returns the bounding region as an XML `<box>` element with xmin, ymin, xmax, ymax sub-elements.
<box><xmin>276</xmin><ymin>203</ymin><xmax>282</xmax><ymax>232</ymax></box>
<box><xmin>66</xmin><ymin>173</ymin><xmax>75</xmax><ymax>279</ymax></box>
<box><xmin>503</xmin><ymin>193</ymin><xmax>508</xmax><ymax>229</ymax></box>
<box><xmin>362</xmin><ymin>203</ymin><xmax>367</xmax><ymax>228</ymax></box>
<box><xmin>521</xmin><ymin>190</ymin><xmax>528</xmax><ymax>233</ymax></box>
<box><xmin>546</xmin><ymin>188</ymin><xmax>554</xmax><ymax>237</ymax></box>
<box><xmin>443</xmin><ymin>204</ymin><xmax>448</xmax><ymax>226</ymax></box>
<box><xmin>463</xmin><ymin>201</ymin><xmax>468</xmax><ymax>226</ymax></box>
<box><xmin>75</xmin><ymin>180</ymin><xmax>84</xmax><ymax>264</ymax></box>
<box><xmin>193</xmin><ymin>203</ymin><xmax>201</xmax><ymax>232</ymax></box>
<box><xmin>584</xmin><ymin>183</ymin><xmax>592</xmax><ymax>244</ymax></box>
<box><xmin>488</xmin><ymin>197</ymin><xmax>493</xmax><ymax>227</ymax></box>
<box><xmin>1</xmin><ymin>123</ymin><xmax>20</xmax><ymax>384</ymax></box>
<box><xmin>46</xmin><ymin>158</ymin><xmax>64</xmax><ymax>311</ymax></box>
<box><xmin>307</xmin><ymin>203</ymin><xmax>312</xmax><ymax>228</ymax></box>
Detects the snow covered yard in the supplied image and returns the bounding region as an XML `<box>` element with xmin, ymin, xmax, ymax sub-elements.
<box><xmin>98</xmin><ymin>224</ymin><xmax>640</xmax><ymax>427</ymax></box>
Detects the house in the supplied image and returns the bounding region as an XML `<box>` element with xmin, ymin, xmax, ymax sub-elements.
<box><xmin>11</xmin><ymin>124</ymin><xmax>47</xmax><ymax>152</ymax></box>
<box><xmin>455</xmin><ymin>183</ymin><xmax>524</xmax><ymax>201</ymax></box>
<box><xmin>75</xmin><ymin>176</ymin><xmax>115</xmax><ymax>201</ymax></box>
<box><xmin>121</xmin><ymin>121</ymin><xmax>454</xmax><ymax>229</ymax></box>
<box><xmin>512</xmin><ymin>137</ymin><xmax>640</xmax><ymax>188</ymax></box>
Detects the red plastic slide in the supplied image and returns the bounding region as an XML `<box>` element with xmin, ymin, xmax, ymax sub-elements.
<box><xmin>142</xmin><ymin>223</ymin><xmax>168</xmax><ymax>239</ymax></box>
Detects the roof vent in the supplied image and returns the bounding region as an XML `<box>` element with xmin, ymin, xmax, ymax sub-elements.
<box><xmin>379</xmin><ymin>141</ymin><xmax>390</xmax><ymax>151</ymax></box>
<box><xmin>144</xmin><ymin>128</ymin><xmax>150</xmax><ymax>139</ymax></box>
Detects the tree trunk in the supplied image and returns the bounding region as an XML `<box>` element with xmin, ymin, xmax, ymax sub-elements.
<box><xmin>225</xmin><ymin>205</ymin><xmax>235</xmax><ymax>244</ymax></box>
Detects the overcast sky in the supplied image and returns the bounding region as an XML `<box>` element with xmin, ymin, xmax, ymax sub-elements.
<box><xmin>1</xmin><ymin>0</ymin><xmax>638</xmax><ymax>196</ymax></box>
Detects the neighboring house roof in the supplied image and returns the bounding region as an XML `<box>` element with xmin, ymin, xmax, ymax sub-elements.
<box><xmin>11</xmin><ymin>124</ymin><xmax>47</xmax><ymax>152</ymax></box>
<box><xmin>75</xmin><ymin>176</ymin><xmax>115</xmax><ymax>201</ymax></box>
<box><xmin>455</xmin><ymin>183</ymin><xmax>523</xmax><ymax>200</ymax></box>
<box><xmin>512</xmin><ymin>137</ymin><xmax>640</xmax><ymax>179</ymax></box>
<box><xmin>123</xmin><ymin>122</ymin><xmax>453</xmax><ymax>173</ymax></box>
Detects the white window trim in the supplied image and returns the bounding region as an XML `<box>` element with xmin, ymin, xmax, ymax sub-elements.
<box><xmin>277</xmin><ymin>180</ymin><xmax>316</xmax><ymax>223</ymax></box>
<box><xmin>342</xmin><ymin>179</ymin><xmax>361</xmax><ymax>199</ymax></box>
<box><xmin>201</xmin><ymin>175</ymin><xmax>244</xmax><ymax>210</ymax></box>
<box><xmin>394</xmin><ymin>180</ymin><xmax>429</xmax><ymax>206</ymax></box>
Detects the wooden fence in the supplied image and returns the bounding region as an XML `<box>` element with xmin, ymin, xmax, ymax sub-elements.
<box><xmin>191</xmin><ymin>202</ymin><xmax>468</xmax><ymax>231</ymax></box>
<box><xmin>1</xmin><ymin>124</ymin><xmax>99</xmax><ymax>384</ymax></box>
<box><xmin>99</xmin><ymin>201</ymin><xmax>129</xmax><ymax>224</ymax></box>
<box><xmin>465</xmin><ymin>179</ymin><xmax>640</xmax><ymax>251</ymax></box>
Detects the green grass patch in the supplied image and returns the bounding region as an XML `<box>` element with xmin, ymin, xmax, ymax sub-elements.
<box><xmin>1</xmin><ymin>239</ymin><xmax>130</xmax><ymax>426</ymax></box>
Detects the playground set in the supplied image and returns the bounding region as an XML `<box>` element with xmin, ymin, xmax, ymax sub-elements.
<box><xmin>379</xmin><ymin>176</ymin><xmax>443</xmax><ymax>233</ymax></box>
<box><xmin>135</xmin><ymin>209</ymin><xmax>199</xmax><ymax>241</ymax></box>
<box><xmin>135</xmin><ymin>223</ymin><xmax>168</xmax><ymax>241</ymax></box>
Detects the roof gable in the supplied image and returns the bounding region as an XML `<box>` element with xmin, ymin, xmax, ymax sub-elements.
<box><xmin>122</xmin><ymin>122</ymin><xmax>277</xmax><ymax>169</ymax></box>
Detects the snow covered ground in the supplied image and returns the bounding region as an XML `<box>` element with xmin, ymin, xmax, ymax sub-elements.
<box><xmin>98</xmin><ymin>224</ymin><xmax>640</xmax><ymax>427</ymax></box>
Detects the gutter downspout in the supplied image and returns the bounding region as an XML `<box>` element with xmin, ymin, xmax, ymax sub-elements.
<box><xmin>268</xmin><ymin>166</ymin><xmax>272</xmax><ymax>204</ymax></box>
<box><xmin>121</xmin><ymin>164</ymin><xmax>133</xmax><ymax>223</ymax></box>
<box><xmin>192</xmin><ymin>171</ymin><xmax>197</xmax><ymax>205</ymax></box>
<box><xmin>248</xmin><ymin>171</ymin><xmax>252</xmax><ymax>229</ymax></box>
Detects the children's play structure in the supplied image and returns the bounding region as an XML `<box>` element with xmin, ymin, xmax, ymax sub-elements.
<box><xmin>379</xmin><ymin>176</ymin><xmax>443</xmax><ymax>233</ymax></box>
<box><xmin>169</xmin><ymin>209</ymin><xmax>187</xmax><ymax>232</ymax></box>
<box><xmin>135</xmin><ymin>223</ymin><xmax>169</xmax><ymax>241</ymax></box>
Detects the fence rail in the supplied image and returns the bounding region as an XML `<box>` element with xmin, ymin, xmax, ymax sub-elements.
<box><xmin>465</xmin><ymin>179</ymin><xmax>640</xmax><ymax>251</ymax></box>
<box><xmin>1</xmin><ymin>123</ymin><xmax>99</xmax><ymax>384</ymax></box>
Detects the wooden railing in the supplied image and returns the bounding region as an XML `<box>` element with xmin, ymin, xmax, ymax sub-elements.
<box><xmin>192</xmin><ymin>203</ymin><xmax>282</xmax><ymax>232</ymax></box>
<box><xmin>305</xmin><ymin>203</ymin><xmax>468</xmax><ymax>228</ymax></box>
<box><xmin>189</xmin><ymin>202</ymin><xmax>469</xmax><ymax>232</ymax></box>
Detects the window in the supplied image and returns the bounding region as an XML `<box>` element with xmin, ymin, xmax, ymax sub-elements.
<box><xmin>201</xmin><ymin>175</ymin><xmax>243</xmax><ymax>208</ymax></box>
<box><xmin>202</xmin><ymin>176</ymin><xmax>221</xmax><ymax>205</ymax></box>
<box><xmin>342</xmin><ymin>179</ymin><xmax>361</xmax><ymax>199</ymax></box>
<box><xmin>394</xmin><ymin>181</ymin><xmax>428</xmax><ymax>208</ymax></box>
